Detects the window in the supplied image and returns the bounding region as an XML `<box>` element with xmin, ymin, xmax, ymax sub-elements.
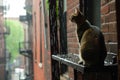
<box><xmin>43</xmin><ymin>0</ymin><xmax>48</xmax><ymax>49</ymax></box>
<box><xmin>34</xmin><ymin>12</ymin><xmax>37</xmax><ymax>60</ymax></box>
<box><xmin>39</xmin><ymin>2</ymin><xmax>42</xmax><ymax>63</ymax></box>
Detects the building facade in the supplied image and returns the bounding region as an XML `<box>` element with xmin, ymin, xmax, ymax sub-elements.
<box><xmin>32</xmin><ymin>0</ymin><xmax>52</xmax><ymax>80</ymax></box>
<box><xmin>19</xmin><ymin>0</ymin><xmax>33</xmax><ymax>79</ymax></box>
<box><xmin>0</xmin><ymin>15</ymin><xmax>5</xmax><ymax>80</ymax></box>
<box><xmin>0</xmin><ymin>0</ymin><xmax>7</xmax><ymax>80</ymax></box>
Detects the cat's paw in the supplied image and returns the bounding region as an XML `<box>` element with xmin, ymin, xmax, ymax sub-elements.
<box><xmin>78</xmin><ymin>60</ymin><xmax>83</xmax><ymax>64</ymax></box>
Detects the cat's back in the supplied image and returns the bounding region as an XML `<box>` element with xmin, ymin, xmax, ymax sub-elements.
<box><xmin>80</xmin><ymin>24</ymin><xmax>101</xmax><ymax>44</ymax></box>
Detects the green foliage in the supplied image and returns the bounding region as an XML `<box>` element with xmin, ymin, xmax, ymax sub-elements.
<box><xmin>4</xmin><ymin>19</ymin><xmax>24</xmax><ymax>61</ymax></box>
<box><xmin>46</xmin><ymin>0</ymin><xmax>59</xmax><ymax>17</ymax></box>
<box><xmin>46</xmin><ymin>0</ymin><xmax>49</xmax><ymax>11</ymax></box>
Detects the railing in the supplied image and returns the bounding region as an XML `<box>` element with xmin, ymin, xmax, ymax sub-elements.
<box><xmin>19</xmin><ymin>41</ymin><xmax>32</xmax><ymax>57</ymax></box>
<box><xmin>52</xmin><ymin>53</ymin><xmax>118</xmax><ymax>80</ymax></box>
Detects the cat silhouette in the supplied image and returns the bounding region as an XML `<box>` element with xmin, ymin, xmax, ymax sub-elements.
<box><xmin>70</xmin><ymin>8</ymin><xmax>107</xmax><ymax>67</ymax></box>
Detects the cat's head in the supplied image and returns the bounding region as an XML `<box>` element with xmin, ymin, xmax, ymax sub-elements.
<box><xmin>70</xmin><ymin>8</ymin><xmax>86</xmax><ymax>25</ymax></box>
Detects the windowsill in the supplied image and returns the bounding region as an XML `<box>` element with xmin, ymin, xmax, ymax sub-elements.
<box><xmin>52</xmin><ymin>54</ymin><xmax>117</xmax><ymax>74</ymax></box>
<box><xmin>38</xmin><ymin>62</ymin><xmax>43</xmax><ymax>68</ymax></box>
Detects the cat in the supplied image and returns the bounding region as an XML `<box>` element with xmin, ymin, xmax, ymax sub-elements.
<box><xmin>70</xmin><ymin>8</ymin><xmax>107</xmax><ymax>67</ymax></box>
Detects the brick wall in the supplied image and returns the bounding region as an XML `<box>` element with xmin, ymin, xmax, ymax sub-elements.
<box><xmin>67</xmin><ymin>0</ymin><xmax>117</xmax><ymax>57</ymax></box>
<box><xmin>101</xmin><ymin>0</ymin><xmax>117</xmax><ymax>53</ymax></box>
<box><xmin>67</xmin><ymin>0</ymin><xmax>80</xmax><ymax>56</ymax></box>
<box><xmin>0</xmin><ymin>15</ymin><xmax>5</xmax><ymax>80</ymax></box>
<box><xmin>0</xmin><ymin>64</ymin><xmax>5</xmax><ymax>80</ymax></box>
<box><xmin>0</xmin><ymin>46</ymin><xmax>5</xmax><ymax>80</ymax></box>
<box><xmin>67</xmin><ymin>0</ymin><xmax>117</xmax><ymax>55</ymax></box>
<box><xmin>32</xmin><ymin>0</ymin><xmax>45</xmax><ymax>80</ymax></box>
<box><xmin>32</xmin><ymin>0</ymin><xmax>52</xmax><ymax>80</ymax></box>
<box><xmin>67</xmin><ymin>0</ymin><xmax>80</xmax><ymax>80</ymax></box>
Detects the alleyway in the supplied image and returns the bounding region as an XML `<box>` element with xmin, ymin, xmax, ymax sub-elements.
<box><xmin>0</xmin><ymin>0</ymin><xmax>120</xmax><ymax>80</ymax></box>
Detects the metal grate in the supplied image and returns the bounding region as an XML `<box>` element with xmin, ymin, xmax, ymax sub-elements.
<box><xmin>19</xmin><ymin>42</ymin><xmax>32</xmax><ymax>57</ymax></box>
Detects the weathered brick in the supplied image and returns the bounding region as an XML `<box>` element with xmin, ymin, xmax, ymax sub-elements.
<box><xmin>103</xmin><ymin>33</ymin><xmax>110</xmax><ymax>42</ymax></box>
<box><xmin>101</xmin><ymin>5</ymin><xmax>109</xmax><ymax>15</ymax></box>
<box><xmin>68</xmin><ymin>67</ymin><xmax>75</xmax><ymax>80</ymax></box>
<box><xmin>68</xmin><ymin>42</ymin><xmax>79</xmax><ymax>49</ymax></box>
<box><xmin>67</xmin><ymin>37</ymin><xmax>78</xmax><ymax>42</ymax></box>
<box><xmin>101</xmin><ymin>0</ymin><xmax>109</xmax><ymax>6</ymax></box>
<box><xmin>101</xmin><ymin>24</ymin><xmax>109</xmax><ymax>32</ymax></box>
<box><xmin>109</xmin><ymin>33</ymin><xmax>117</xmax><ymax>42</ymax></box>
<box><xmin>109</xmin><ymin>12</ymin><xmax>116</xmax><ymax>22</ymax></box>
<box><xmin>108</xmin><ymin>22</ymin><xmax>117</xmax><ymax>32</ymax></box>
<box><xmin>101</xmin><ymin>15</ymin><xmax>105</xmax><ymax>23</ymax></box>
<box><xmin>109</xmin><ymin>1</ymin><xmax>115</xmax><ymax>11</ymax></box>
<box><xmin>68</xmin><ymin>48</ymin><xmax>79</xmax><ymax>54</ymax></box>
<box><xmin>104</xmin><ymin>14</ymin><xmax>110</xmax><ymax>23</ymax></box>
<box><xmin>108</xmin><ymin>0</ymin><xmax>114</xmax><ymax>2</ymax></box>
<box><xmin>67</xmin><ymin>32</ymin><xmax>77</xmax><ymax>38</ymax></box>
<box><xmin>67</xmin><ymin>0</ymin><xmax>79</xmax><ymax>11</ymax></box>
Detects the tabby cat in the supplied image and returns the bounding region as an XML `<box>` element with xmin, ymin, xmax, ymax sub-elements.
<box><xmin>70</xmin><ymin>8</ymin><xmax>107</xmax><ymax>67</ymax></box>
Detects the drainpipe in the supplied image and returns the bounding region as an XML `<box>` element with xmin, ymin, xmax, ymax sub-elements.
<box><xmin>84</xmin><ymin>0</ymin><xmax>101</xmax><ymax>27</ymax></box>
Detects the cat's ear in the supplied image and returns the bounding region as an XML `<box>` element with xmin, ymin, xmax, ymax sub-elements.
<box><xmin>75</xmin><ymin>8</ymin><xmax>84</xmax><ymax>16</ymax></box>
<box><xmin>74</xmin><ymin>8</ymin><xmax>79</xmax><ymax>14</ymax></box>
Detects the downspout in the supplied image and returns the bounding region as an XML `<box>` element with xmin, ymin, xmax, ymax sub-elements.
<box><xmin>84</xmin><ymin>0</ymin><xmax>101</xmax><ymax>27</ymax></box>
